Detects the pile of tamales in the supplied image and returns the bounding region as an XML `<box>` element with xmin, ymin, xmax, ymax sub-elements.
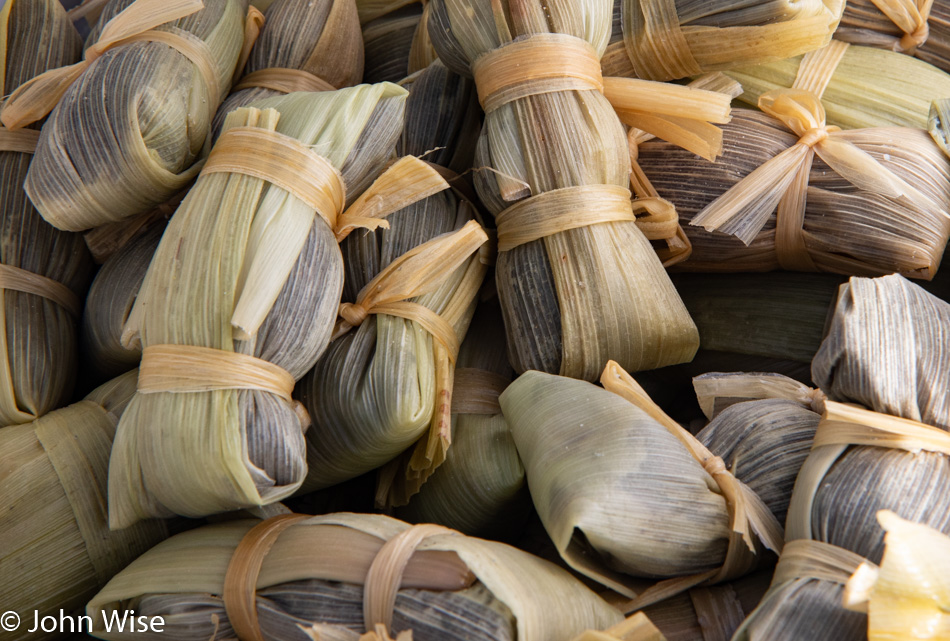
<box><xmin>5</xmin><ymin>1</ymin><xmax>950</xmax><ymax>640</ymax></box>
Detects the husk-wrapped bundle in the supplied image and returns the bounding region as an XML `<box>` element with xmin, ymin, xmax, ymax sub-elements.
<box><xmin>213</xmin><ymin>0</ymin><xmax>364</xmax><ymax>136</ymax></box>
<box><xmin>726</xmin><ymin>42</ymin><xmax>950</xmax><ymax>129</ymax></box>
<box><xmin>600</xmin><ymin>0</ymin><xmax>844</xmax><ymax>81</ymax></box>
<box><xmin>109</xmin><ymin>84</ymin><xmax>453</xmax><ymax>527</ymax></box>
<box><xmin>396</xmin><ymin>300</ymin><xmax>530</xmax><ymax>541</ymax></box>
<box><xmin>298</xmin><ymin>62</ymin><xmax>488</xmax><ymax>504</ymax></box>
<box><xmin>499</xmin><ymin>361</ymin><xmax>784</xmax><ymax>604</ymax></box>
<box><xmin>87</xmin><ymin>513</ymin><xmax>623</xmax><ymax>641</ymax></box>
<box><xmin>428</xmin><ymin>0</ymin><xmax>718</xmax><ymax>381</ymax></box>
<box><xmin>0</xmin><ymin>371</ymin><xmax>168</xmax><ymax>641</ymax></box>
<box><xmin>359</xmin><ymin>0</ymin><xmax>438</xmax><ymax>83</ymax></box>
<box><xmin>0</xmin><ymin>0</ymin><xmax>94</xmax><ymax>425</ymax></box>
<box><xmin>638</xmin><ymin>44</ymin><xmax>950</xmax><ymax>278</ymax></box>
<box><xmin>0</xmin><ymin>0</ymin><xmax>248</xmax><ymax>231</ymax></box>
<box><xmin>81</xmin><ymin>224</ymin><xmax>163</xmax><ymax>385</ymax></box>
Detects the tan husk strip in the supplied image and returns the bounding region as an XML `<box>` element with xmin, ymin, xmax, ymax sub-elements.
<box><xmin>0</xmin><ymin>371</ymin><xmax>168</xmax><ymax>641</ymax></box>
<box><xmin>87</xmin><ymin>513</ymin><xmax>622</xmax><ymax>641</ymax></box>
<box><xmin>12</xmin><ymin>0</ymin><xmax>246</xmax><ymax>232</ymax></box>
<box><xmin>0</xmin><ymin>0</ymin><xmax>94</xmax><ymax>425</ymax></box>
<box><xmin>108</xmin><ymin>85</ymin><xmax>413</xmax><ymax>527</ymax></box>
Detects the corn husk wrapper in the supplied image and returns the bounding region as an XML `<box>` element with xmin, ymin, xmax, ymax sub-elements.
<box><xmin>360</xmin><ymin>0</ymin><xmax>438</xmax><ymax>83</ymax></box>
<box><xmin>81</xmin><ymin>224</ymin><xmax>164</xmax><ymax>385</ymax></box>
<box><xmin>109</xmin><ymin>84</ymin><xmax>409</xmax><ymax>528</ymax></box>
<box><xmin>726</xmin><ymin>44</ymin><xmax>950</xmax><ymax>129</ymax></box>
<box><xmin>637</xmin><ymin>108</ymin><xmax>950</xmax><ymax>277</ymax></box>
<box><xmin>601</xmin><ymin>0</ymin><xmax>844</xmax><ymax>81</ymax></box>
<box><xmin>212</xmin><ymin>0</ymin><xmax>364</xmax><ymax>137</ymax></box>
<box><xmin>298</xmin><ymin>62</ymin><xmax>487</xmax><ymax>503</ymax></box>
<box><xmin>0</xmin><ymin>370</ymin><xmax>168</xmax><ymax>641</ymax></box>
<box><xmin>396</xmin><ymin>300</ymin><xmax>530</xmax><ymax>541</ymax></box>
<box><xmin>87</xmin><ymin>513</ymin><xmax>622</xmax><ymax>641</ymax></box>
<box><xmin>499</xmin><ymin>364</ymin><xmax>783</xmax><ymax>600</ymax></box>
<box><xmin>9</xmin><ymin>0</ymin><xmax>246</xmax><ymax>231</ymax></box>
<box><xmin>843</xmin><ymin>510</ymin><xmax>950</xmax><ymax>640</ymax></box>
<box><xmin>429</xmin><ymin>0</ymin><xmax>700</xmax><ymax>381</ymax></box>
<box><xmin>0</xmin><ymin>0</ymin><xmax>94</xmax><ymax>425</ymax></box>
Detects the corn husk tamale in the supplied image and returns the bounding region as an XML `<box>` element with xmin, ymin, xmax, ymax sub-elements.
<box><xmin>109</xmin><ymin>84</ymin><xmax>439</xmax><ymax>528</ymax></box>
<box><xmin>0</xmin><ymin>0</ymin><xmax>94</xmax><ymax>425</ymax></box>
<box><xmin>0</xmin><ymin>0</ymin><xmax>248</xmax><ymax>231</ymax></box>
<box><xmin>498</xmin><ymin>362</ymin><xmax>784</xmax><ymax>602</ymax></box>
<box><xmin>396</xmin><ymin>300</ymin><xmax>530</xmax><ymax>541</ymax></box>
<box><xmin>212</xmin><ymin>0</ymin><xmax>364</xmax><ymax>137</ymax></box>
<box><xmin>726</xmin><ymin>43</ymin><xmax>950</xmax><ymax>129</ymax></box>
<box><xmin>298</xmin><ymin>62</ymin><xmax>488</xmax><ymax>503</ymax></box>
<box><xmin>86</xmin><ymin>513</ymin><xmax>623</xmax><ymax>641</ymax></box>
<box><xmin>428</xmin><ymin>0</ymin><xmax>705</xmax><ymax>381</ymax></box>
<box><xmin>601</xmin><ymin>0</ymin><xmax>844</xmax><ymax>81</ymax></box>
<box><xmin>359</xmin><ymin>0</ymin><xmax>438</xmax><ymax>83</ymax></box>
<box><xmin>0</xmin><ymin>370</ymin><xmax>168</xmax><ymax>641</ymax></box>
<box><xmin>80</xmin><ymin>224</ymin><xmax>163</xmax><ymax>386</ymax></box>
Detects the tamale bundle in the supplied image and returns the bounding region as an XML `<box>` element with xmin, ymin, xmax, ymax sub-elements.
<box><xmin>86</xmin><ymin>513</ymin><xmax>623</xmax><ymax>641</ymax></box>
<box><xmin>498</xmin><ymin>361</ymin><xmax>784</xmax><ymax>603</ymax></box>
<box><xmin>0</xmin><ymin>0</ymin><xmax>248</xmax><ymax>231</ymax></box>
<box><xmin>396</xmin><ymin>301</ymin><xmax>530</xmax><ymax>541</ymax></box>
<box><xmin>359</xmin><ymin>0</ymin><xmax>437</xmax><ymax>83</ymax></box>
<box><xmin>638</xmin><ymin>44</ymin><xmax>950</xmax><ymax>278</ymax></box>
<box><xmin>109</xmin><ymin>84</ymin><xmax>453</xmax><ymax>527</ymax></box>
<box><xmin>0</xmin><ymin>0</ymin><xmax>94</xmax><ymax>425</ymax></box>
<box><xmin>726</xmin><ymin>42</ymin><xmax>950</xmax><ymax>129</ymax></box>
<box><xmin>429</xmin><ymin>0</ymin><xmax>719</xmax><ymax>381</ymax></box>
<box><xmin>600</xmin><ymin>0</ymin><xmax>844</xmax><ymax>81</ymax></box>
<box><xmin>0</xmin><ymin>371</ymin><xmax>168</xmax><ymax>641</ymax></box>
<box><xmin>81</xmin><ymin>224</ymin><xmax>163</xmax><ymax>385</ymax></box>
<box><xmin>213</xmin><ymin>0</ymin><xmax>363</xmax><ymax>136</ymax></box>
<box><xmin>297</xmin><ymin>61</ymin><xmax>488</xmax><ymax>505</ymax></box>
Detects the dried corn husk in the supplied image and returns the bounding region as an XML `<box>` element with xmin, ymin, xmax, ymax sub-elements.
<box><xmin>726</xmin><ymin>43</ymin><xmax>950</xmax><ymax>129</ymax></box>
<box><xmin>87</xmin><ymin>513</ymin><xmax>622</xmax><ymax>641</ymax></box>
<box><xmin>81</xmin><ymin>224</ymin><xmax>163</xmax><ymax>385</ymax></box>
<box><xmin>601</xmin><ymin>0</ymin><xmax>844</xmax><ymax>81</ymax></box>
<box><xmin>359</xmin><ymin>0</ymin><xmax>438</xmax><ymax>83</ymax></box>
<box><xmin>498</xmin><ymin>362</ymin><xmax>783</xmax><ymax>603</ymax></box>
<box><xmin>1</xmin><ymin>0</ymin><xmax>248</xmax><ymax>231</ymax></box>
<box><xmin>213</xmin><ymin>0</ymin><xmax>363</xmax><ymax>136</ymax></box>
<box><xmin>0</xmin><ymin>0</ymin><xmax>94</xmax><ymax>425</ymax></box>
<box><xmin>0</xmin><ymin>370</ymin><xmax>168</xmax><ymax>641</ymax></box>
<box><xmin>428</xmin><ymin>0</ymin><xmax>703</xmax><ymax>381</ymax></box>
<box><xmin>843</xmin><ymin>510</ymin><xmax>950</xmax><ymax>640</ymax></box>
<box><xmin>298</xmin><ymin>62</ymin><xmax>487</xmax><ymax>503</ymax></box>
<box><xmin>109</xmin><ymin>84</ymin><xmax>426</xmax><ymax>528</ymax></box>
<box><xmin>396</xmin><ymin>300</ymin><xmax>530</xmax><ymax>541</ymax></box>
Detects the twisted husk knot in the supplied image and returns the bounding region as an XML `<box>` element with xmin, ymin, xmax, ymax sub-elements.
<box><xmin>338</xmin><ymin>302</ymin><xmax>369</xmax><ymax>327</ymax></box>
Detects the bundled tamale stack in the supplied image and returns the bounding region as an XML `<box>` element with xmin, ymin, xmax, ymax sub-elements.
<box><xmin>81</xmin><ymin>224</ymin><xmax>163</xmax><ymax>385</ymax></box>
<box><xmin>298</xmin><ymin>62</ymin><xmax>488</xmax><ymax>504</ymax></box>
<box><xmin>639</xmin><ymin>42</ymin><xmax>950</xmax><ymax>277</ymax></box>
<box><xmin>0</xmin><ymin>370</ymin><xmax>168</xmax><ymax>641</ymax></box>
<box><xmin>0</xmin><ymin>0</ymin><xmax>247</xmax><ymax>231</ymax></box>
<box><xmin>213</xmin><ymin>0</ymin><xmax>364</xmax><ymax>136</ymax></box>
<box><xmin>499</xmin><ymin>361</ymin><xmax>784</xmax><ymax>603</ymax></box>
<box><xmin>109</xmin><ymin>84</ymin><xmax>452</xmax><ymax>527</ymax></box>
<box><xmin>601</xmin><ymin>0</ymin><xmax>844</xmax><ymax>81</ymax></box>
<box><xmin>396</xmin><ymin>300</ymin><xmax>530</xmax><ymax>541</ymax></box>
<box><xmin>359</xmin><ymin>0</ymin><xmax>437</xmax><ymax>83</ymax></box>
<box><xmin>86</xmin><ymin>513</ymin><xmax>622</xmax><ymax>641</ymax></box>
<box><xmin>0</xmin><ymin>0</ymin><xmax>94</xmax><ymax>425</ymax></box>
<box><xmin>428</xmin><ymin>0</ymin><xmax>706</xmax><ymax>381</ymax></box>
<box><xmin>726</xmin><ymin>42</ymin><xmax>950</xmax><ymax>129</ymax></box>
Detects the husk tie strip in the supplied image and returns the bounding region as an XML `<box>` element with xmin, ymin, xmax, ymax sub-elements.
<box><xmin>234</xmin><ymin>67</ymin><xmax>337</xmax><ymax>94</ymax></box>
<box><xmin>869</xmin><ymin>0</ymin><xmax>934</xmax><ymax>53</ymax></box>
<box><xmin>0</xmin><ymin>0</ymin><xmax>221</xmax><ymax>129</ymax></box>
<box><xmin>0</xmin><ymin>127</ymin><xmax>40</xmax><ymax>153</ymax></box>
<box><xmin>0</xmin><ymin>263</ymin><xmax>81</xmax><ymax>318</ymax></box>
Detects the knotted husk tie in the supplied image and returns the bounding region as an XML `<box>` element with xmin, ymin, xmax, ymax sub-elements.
<box><xmin>0</xmin><ymin>0</ymin><xmax>223</xmax><ymax>129</ymax></box>
<box><xmin>599</xmin><ymin>361</ymin><xmax>784</xmax><ymax>612</ymax></box>
<box><xmin>851</xmin><ymin>0</ymin><xmax>934</xmax><ymax>54</ymax></box>
<box><xmin>689</xmin><ymin>40</ymin><xmax>934</xmax><ymax>272</ymax></box>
